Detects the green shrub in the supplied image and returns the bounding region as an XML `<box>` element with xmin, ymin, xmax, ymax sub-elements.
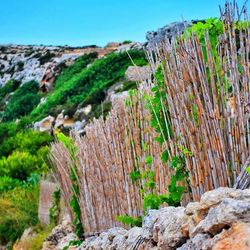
<box><xmin>122</xmin><ymin>40</ymin><xmax>132</xmax><ymax>44</ymax></box>
<box><xmin>31</xmin><ymin>50</ymin><xmax>147</xmax><ymax>121</ymax></box>
<box><xmin>0</xmin><ymin>151</ymin><xmax>41</xmax><ymax>181</ymax></box>
<box><xmin>0</xmin><ymin>176</ymin><xmax>22</xmax><ymax>194</ymax></box>
<box><xmin>0</xmin><ymin>79</ymin><xmax>20</xmax><ymax>102</ymax></box>
<box><xmin>54</xmin><ymin>52</ymin><xmax>98</xmax><ymax>89</ymax></box>
<box><xmin>49</xmin><ymin>189</ymin><xmax>61</xmax><ymax>225</ymax></box>
<box><xmin>0</xmin><ymin>122</ymin><xmax>18</xmax><ymax>145</ymax></box>
<box><xmin>116</xmin><ymin>215</ymin><xmax>142</xmax><ymax>227</ymax></box>
<box><xmin>0</xmin><ymin>129</ymin><xmax>52</xmax><ymax>158</ymax></box>
<box><xmin>0</xmin><ymin>185</ymin><xmax>39</xmax><ymax>245</ymax></box>
<box><xmin>3</xmin><ymin>81</ymin><xmax>40</xmax><ymax>121</ymax></box>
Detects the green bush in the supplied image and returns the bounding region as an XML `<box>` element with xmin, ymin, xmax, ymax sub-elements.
<box><xmin>54</xmin><ymin>52</ymin><xmax>98</xmax><ymax>89</ymax></box>
<box><xmin>3</xmin><ymin>80</ymin><xmax>40</xmax><ymax>121</ymax></box>
<box><xmin>0</xmin><ymin>176</ymin><xmax>22</xmax><ymax>194</ymax></box>
<box><xmin>0</xmin><ymin>185</ymin><xmax>39</xmax><ymax>245</ymax></box>
<box><xmin>0</xmin><ymin>79</ymin><xmax>20</xmax><ymax>102</ymax></box>
<box><xmin>0</xmin><ymin>122</ymin><xmax>18</xmax><ymax>145</ymax></box>
<box><xmin>0</xmin><ymin>129</ymin><xmax>52</xmax><ymax>158</ymax></box>
<box><xmin>0</xmin><ymin>151</ymin><xmax>41</xmax><ymax>180</ymax></box>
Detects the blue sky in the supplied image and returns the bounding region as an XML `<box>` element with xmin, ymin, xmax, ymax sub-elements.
<box><xmin>0</xmin><ymin>0</ymin><xmax>248</xmax><ymax>46</ymax></box>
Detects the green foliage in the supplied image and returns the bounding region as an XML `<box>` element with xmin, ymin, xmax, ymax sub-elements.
<box><xmin>56</xmin><ymin>132</ymin><xmax>84</xmax><ymax>239</ymax></box>
<box><xmin>0</xmin><ymin>79</ymin><xmax>20</xmax><ymax>104</ymax></box>
<box><xmin>0</xmin><ymin>151</ymin><xmax>41</xmax><ymax>181</ymax></box>
<box><xmin>3</xmin><ymin>80</ymin><xmax>40</xmax><ymax>121</ymax></box>
<box><xmin>0</xmin><ymin>122</ymin><xmax>19</xmax><ymax>145</ymax></box>
<box><xmin>0</xmin><ymin>129</ymin><xmax>52</xmax><ymax>158</ymax></box>
<box><xmin>142</xmin><ymin>193</ymin><xmax>169</xmax><ymax>211</ymax></box>
<box><xmin>185</xmin><ymin>18</ymin><xmax>223</xmax><ymax>55</ymax></box>
<box><xmin>17</xmin><ymin>61</ymin><xmax>24</xmax><ymax>71</ymax></box>
<box><xmin>0</xmin><ymin>128</ymin><xmax>52</xmax><ymax>181</ymax></box>
<box><xmin>145</xmin><ymin>66</ymin><xmax>172</xmax><ymax>145</ymax></box>
<box><xmin>122</xmin><ymin>40</ymin><xmax>133</xmax><ymax>44</ymax></box>
<box><xmin>145</xmin><ymin>155</ymin><xmax>153</xmax><ymax>165</ymax></box>
<box><xmin>246</xmin><ymin>166</ymin><xmax>250</xmax><ymax>175</ymax></box>
<box><xmin>0</xmin><ymin>185</ymin><xmax>39</xmax><ymax>245</ymax></box>
<box><xmin>63</xmin><ymin>240</ymin><xmax>82</xmax><ymax>250</ymax></box>
<box><xmin>0</xmin><ymin>176</ymin><xmax>22</xmax><ymax>194</ymax></box>
<box><xmin>49</xmin><ymin>189</ymin><xmax>61</xmax><ymax>225</ymax></box>
<box><xmin>54</xmin><ymin>52</ymin><xmax>98</xmax><ymax>89</ymax></box>
<box><xmin>31</xmin><ymin>50</ymin><xmax>147</xmax><ymax>121</ymax></box>
<box><xmin>116</xmin><ymin>215</ymin><xmax>142</xmax><ymax>227</ymax></box>
<box><xmin>0</xmin><ymin>128</ymin><xmax>52</xmax><ymax>184</ymax></box>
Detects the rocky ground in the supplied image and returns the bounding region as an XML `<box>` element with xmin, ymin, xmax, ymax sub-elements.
<box><xmin>40</xmin><ymin>187</ymin><xmax>250</xmax><ymax>250</ymax></box>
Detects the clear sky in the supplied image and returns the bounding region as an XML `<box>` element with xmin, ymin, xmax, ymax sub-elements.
<box><xmin>0</xmin><ymin>0</ymin><xmax>248</xmax><ymax>47</ymax></box>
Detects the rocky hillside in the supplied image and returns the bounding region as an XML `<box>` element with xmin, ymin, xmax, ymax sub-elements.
<box><xmin>0</xmin><ymin>43</ymin><xmax>141</xmax><ymax>89</ymax></box>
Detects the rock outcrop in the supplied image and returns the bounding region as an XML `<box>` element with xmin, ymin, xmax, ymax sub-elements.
<box><xmin>0</xmin><ymin>43</ymin><xmax>130</xmax><ymax>88</ymax></box>
<box><xmin>145</xmin><ymin>20</ymin><xmax>202</xmax><ymax>49</ymax></box>
<box><xmin>74</xmin><ymin>188</ymin><xmax>250</xmax><ymax>250</ymax></box>
<box><xmin>42</xmin><ymin>219</ymin><xmax>78</xmax><ymax>250</ymax></box>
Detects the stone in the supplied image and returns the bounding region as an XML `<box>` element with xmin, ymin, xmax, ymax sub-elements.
<box><xmin>176</xmin><ymin>233</ymin><xmax>211</xmax><ymax>250</ymax></box>
<box><xmin>145</xmin><ymin>21</ymin><xmax>198</xmax><ymax>49</ymax></box>
<box><xmin>182</xmin><ymin>187</ymin><xmax>250</xmax><ymax>236</ymax></box>
<box><xmin>152</xmin><ymin>207</ymin><xmax>186</xmax><ymax>249</ymax></box>
<box><xmin>208</xmin><ymin>222</ymin><xmax>250</xmax><ymax>250</ymax></box>
<box><xmin>125</xmin><ymin>65</ymin><xmax>152</xmax><ymax>82</ymax></box>
<box><xmin>192</xmin><ymin>198</ymin><xmax>250</xmax><ymax>236</ymax></box>
<box><xmin>73</xmin><ymin>105</ymin><xmax>92</xmax><ymax>120</ymax></box>
<box><xmin>142</xmin><ymin>209</ymin><xmax>161</xmax><ymax>238</ymax></box>
<box><xmin>42</xmin><ymin>219</ymin><xmax>78</xmax><ymax>250</ymax></box>
<box><xmin>54</xmin><ymin>113</ymin><xmax>64</xmax><ymax>129</ymax></box>
<box><xmin>122</xmin><ymin>227</ymin><xmax>145</xmax><ymax>250</ymax></box>
<box><xmin>13</xmin><ymin>228</ymin><xmax>37</xmax><ymax>250</ymax></box>
<box><xmin>34</xmin><ymin>115</ymin><xmax>54</xmax><ymax>132</ymax></box>
<box><xmin>49</xmin><ymin>188</ymin><xmax>250</xmax><ymax>250</ymax></box>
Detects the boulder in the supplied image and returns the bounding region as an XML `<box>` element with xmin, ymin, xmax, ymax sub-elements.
<box><xmin>34</xmin><ymin>115</ymin><xmax>54</xmax><ymax>132</ymax></box>
<box><xmin>125</xmin><ymin>65</ymin><xmax>152</xmax><ymax>82</ymax></box>
<box><xmin>192</xmin><ymin>198</ymin><xmax>250</xmax><ymax>236</ymax></box>
<box><xmin>151</xmin><ymin>207</ymin><xmax>186</xmax><ymax>249</ymax></box>
<box><xmin>208</xmin><ymin>222</ymin><xmax>250</xmax><ymax>250</ymax></box>
<box><xmin>182</xmin><ymin>188</ymin><xmax>250</xmax><ymax>236</ymax></box>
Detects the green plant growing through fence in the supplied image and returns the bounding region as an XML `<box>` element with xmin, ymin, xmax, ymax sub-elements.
<box><xmin>49</xmin><ymin>188</ymin><xmax>61</xmax><ymax>225</ymax></box>
<box><xmin>56</xmin><ymin>132</ymin><xmax>84</xmax><ymax>239</ymax></box>
<box><xmin>117</xmin><ymin>68</ymin><xmax>191</xmax><ymax>226</ymax></box>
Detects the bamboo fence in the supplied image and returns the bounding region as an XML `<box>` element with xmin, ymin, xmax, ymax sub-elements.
<box><xmin>145</xmin><ymin>1</ymin><xmax>249</xmax><ymax>200</ymax></box>
<box><xmin>51</xmin><ymin>1</ymin><xmax>250</xmax><ymax>234</ymax></box>
<box><xmin>51</xmin><ymin>95</ymin><xmax>172</xmax><ymax>234</ymax></box>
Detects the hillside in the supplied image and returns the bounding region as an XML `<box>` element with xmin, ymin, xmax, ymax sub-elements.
<box><xmin>0</xmin><ymin>40</ymin><xmax>148</xmax><ymax>248</ymax></box>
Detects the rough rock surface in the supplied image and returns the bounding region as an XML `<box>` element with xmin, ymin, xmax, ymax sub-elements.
<box><xmin>42</xmin><ymin>219</ymin><xmax>78</xmax><ymax>250</ymax></box>
<box><xmin>125</xmin><ymin>65</ymin><xmax>152</xmax><ymax>82</ymax></box>
<box><xmin>146</xmin><ymin>21</ymin><xmax>193</xmax><ymax>48</ymax></box>
<box><xmin>74</xmin><ymin>188</ymin><xmax>250</xmax><ymax>250</ymax></box>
